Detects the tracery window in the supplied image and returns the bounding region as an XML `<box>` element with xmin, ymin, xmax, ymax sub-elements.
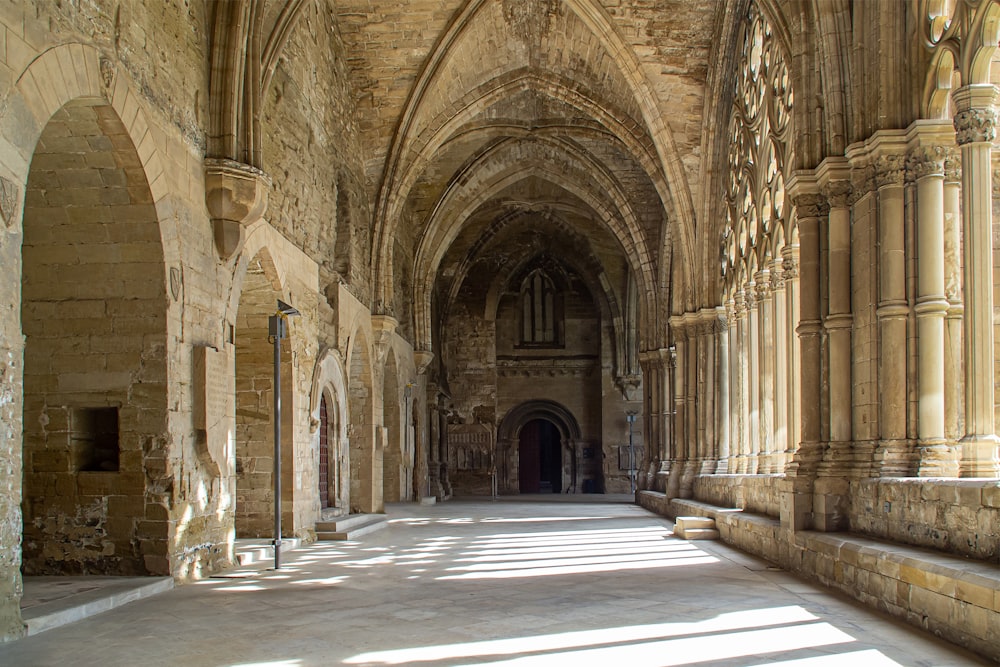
<box><xmin>520</xmin><ymin>269</ymin><xmax>561</xmax><ymax>346</ymax></box>
<box><xmin>719</xmin><ymin>1</ymin><xmax>797</xmax><ymax>475</ymax></box>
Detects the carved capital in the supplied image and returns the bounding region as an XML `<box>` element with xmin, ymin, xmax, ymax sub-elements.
<box><xmin>874</xmin><ymin>154</ymin><xmax>906</xmax><ymax>188</ymax></box>
<box><xmin>414</xmin><ymin>350</ymin><xmax>435</xmax><ymax>375</ymax></box>
<box><xmin>944</xmin><ymin>148</ymin><xmax>962</xmax><ymax>182</ymax></box>
<box><xmin>782</xmin><ymin>255</ymin><xmax>799</xmax><ymax>280</ymax></box>
<box><xmin>954</xmin><ymin>107</ymin><xmax>996</xmax><ymax>145</ymax></box>
<box><xmin>907</xmin><ymin>145</ymin><xmax>946</xmax><ymax>180</ymax></box>
<box><xmin>790</xmin><ymin>192</ymin><xmax>828</xmax><ymax>219</ymax></box>
<box><xmin>820</xmin><ymin>180</ymin><xmax>852</xmax><ymax>209</ymax></box>
<box><xmin>205</xmin><ymin>158</ymin><xmax>271</xmax><ymax>259</ymax></box>
<box><xmin>371</xmin><ymin>315</ymin><xmax>398</xmax><ymax>367</ymax></box>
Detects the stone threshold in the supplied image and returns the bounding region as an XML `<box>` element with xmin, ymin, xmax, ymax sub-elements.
<box><xmin>20</xmin><ymin>576</ymin><xmax>174</xmax><ymax>637</ymax></box>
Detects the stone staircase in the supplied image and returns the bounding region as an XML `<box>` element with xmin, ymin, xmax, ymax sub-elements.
<box><xmin>673</xmin><ymin>515</ymin><xmax>720</xmax><ymax>540</ymax></box>
<box><xmin>315</xmin><ymin>513</ymin><xmax>388</xmax><ymax>541</ymax></box>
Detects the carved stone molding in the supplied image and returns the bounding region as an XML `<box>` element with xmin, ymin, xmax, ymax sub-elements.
<box><xmin>874</xmin><ymin>154</ymin><xmax>906</xmax><ymax>188</ymax></box>
<box><xmin>414</xmin><ymin>350</ymin><xmax>435</xmax><ymax>375</ymax></box>
<box><xmin>944</xmin><ymin>149</ymin><xmax>962</xmax><ymax>183</ymax></box>
<box><xmin>954</xmin><ymin>107</ymin><xmax>996</xmax><ymax>145</ymax></box>
<box><xmin>820</xmin><ymin>180</ymin><xmax>852</xmax><ymax>209</ymax></box>
<box><xmin>371</xmin><ymin>314</ymin><xmax>399</xmax><ymax>367</ymax></box>
<box><xmin>205</xmin><ymin>158</ymin><xmax>271</xmax><ymax>260</ymax></box>
<box><xmin>790</xmin><ymin>192</ymin><xmax>828</xmax><ymax>219</ymax></box>
<box><xmin>0</xmin><ymin>175</ymin><xmax>20</xmax><ymax>228</ymax></box>
<box><xmin>907</xmin><ymin>145</ymin><xmax>946</xmax><ymax>180</ymax></box>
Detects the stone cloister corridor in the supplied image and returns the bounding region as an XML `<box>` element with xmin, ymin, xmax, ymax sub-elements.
<box><xmin>0</xmin><ymin>498</ymin><xmax>986</xmax><ymax>666</ymax></box>
<box><xmin>2</xmin><ymin>0</ymin><xmax>1000</xmax><ymax>662</ymax></box>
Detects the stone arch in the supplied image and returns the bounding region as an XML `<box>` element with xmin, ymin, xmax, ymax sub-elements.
<box><xmin>346</xmin><ymin>324</ymin><xmax>378</xmax><ymax>513</ymax></box>
<box><xmin>496</xmin><ymin>400</ymin><xmax>584</xmax><ymax>494</ymax></box>
<box><xmin>232</xmin><ymin>248</ymin><xmax>296</xmax><ymax>537</ymax></box>
<box><xmin>20</xmin><ymin>94</ymin><xmax>168</xmax><ymax>576</ymax></box>
<box><xmin>370</xmin><ymin>0</ymin><xmax>698</xmax><ymax>326</ymax></box>
<box><xmin>310</xmin><ymin>347</ymin><xmax>350</xmax><ymax>513</ymax></box>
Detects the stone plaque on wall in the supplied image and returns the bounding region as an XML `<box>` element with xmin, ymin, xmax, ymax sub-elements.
<box><xmin>447</xmin><ymin>424</ymin><xmax>492</xmax><ymax>471</ymax></box>
<box><xmin>194</xmin><ymin>345</ymin><xmax>233</xmax><ymax>476</ymax></box>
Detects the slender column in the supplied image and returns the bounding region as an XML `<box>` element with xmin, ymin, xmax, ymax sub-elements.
<box><xmin>943</xmin><ymin>152</ymin><xmax>964</xmax><ymax>455</ymax></box>
<box><xmin>733</xmin><ymin>292</ymin><xmax>749</xmax><ymax>473</ymax></box>
<box><xmin>683</xmin><ymin>313</ymin><xmax>699</xmax><ymax>493</ymax></box>
<box><xmin>699</xmin><ymin>309</ymin><xmax>718</xmax><ymax>474</ymax></box>
<box><xmin>657</xmin><ymin>347</ymin><xmax>674</xmax><ymax>488</ymax></box>
<box><xmin>666</xmin><ymin>319</ymin><xmax>686</xmax><ymax>499</ymax></box>
<box><xmin>716</xmin><ymin>307</ymin><xmax>731</xmax><ymax>473</ymax></box>
<box><xmin>756</xmin><ymin>269</ymin><xmax>775</xmax><ymax>473</ymax></box>
<box><xmin>746</xmin><ymin>282</ymin><xmax>761</xmax><ymax>473</ymax></box>
<box><xmin>953</xmin><ymin>84</ymin><xmax>1000</xmax><ymax>476</ymax></box>
<box><xmin>783</xmin><ymin>244</ymin><xmax>801</xmax><ymax>468</ymax></box>
<box><xmin>787</xmin><ymin>194</ymin><xmax>826</xmax><ymax>476</ymax></box>
<box><xmin>823</xmin><ymin>181</ymin><xmax>853</xmax><ymax>447</ymax></box>
<box><xmin>875</xmin><ymin>153</ymin><xmax>911</xmax><ymax>475</ymax></box>
<box><xmin>909</xmin><ymin>141</ymin><xmax>952</xmax><ymax>475</ymax></box>
<box><xmin>771</xmin><ymin>260</ymin><xmax>789</xmax><ymax>472</ymax></box>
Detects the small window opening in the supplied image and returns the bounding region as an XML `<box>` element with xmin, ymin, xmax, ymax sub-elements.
<box><xmin>519</xmin><ymin>269</ymin><xmax>562</xmax><ymax>347</ymax></box>
<box><xmin>72</xmin><ymin>407</ymin><xmax>120</xmax><ymax>472</ymax></box>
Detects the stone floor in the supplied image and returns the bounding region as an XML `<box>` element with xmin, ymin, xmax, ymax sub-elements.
<box><xmin>0</xmin><ymin>496</ymin><xmax>989</xmax><ymax>666</ymax></box>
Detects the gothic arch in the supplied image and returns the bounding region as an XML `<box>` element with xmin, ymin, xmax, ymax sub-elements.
<box><xmin>310</xmin><ymin>347</ymin><xmax>351</xmax><ymax>512</ymax></box>
<box><xmin>495</xmin><ymin>400</ymin><xmax>583</xmax><ymax>494</ymax></box>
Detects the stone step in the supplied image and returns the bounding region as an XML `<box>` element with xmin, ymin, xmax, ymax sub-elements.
<box><xmin>234</xmin><ymin>537</ymin><xmax>303</xmax><ymax>566</ymax></box>
<box><xmin>674</xmin><ymin>515</ymin><xmax>719</xmax><ymax>540</ymax></box>
<box><xmin>315</xmin><ymin>513</ymin><xmax>388</xmax><ymax>541</ymax></box>
<box><xmin>22</xmin><ymin>577</ymin><xmax>174</xmax><ymax>636</ymax></box>
<box><xmin>677</xmin><ymin>527</ymin><xmax>721</xmax><ymax>540</ymax></box>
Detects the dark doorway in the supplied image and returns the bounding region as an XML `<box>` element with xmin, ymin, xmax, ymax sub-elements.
<box><xmin>319</xmin><ymin>395</ymin><xmax>330</xmax><ymax>508</ymax></box>
<box><xmin>518</xmin><ymin>419</ymin><xmax>562</xmax><ymax>493</ymax></box>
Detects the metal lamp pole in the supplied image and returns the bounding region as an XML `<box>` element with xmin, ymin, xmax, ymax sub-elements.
<box><xmin>627</xmin><ymin>411</ymin><xmax>637</xmax><ymax>493</ymax></box>
<box><xmin>268</xmin><ymin>300</ymin><xmax>299</xmax><ymax>570</ymax></box>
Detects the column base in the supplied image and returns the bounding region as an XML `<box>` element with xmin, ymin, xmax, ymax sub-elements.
<box><xmin>959</xmin><ymin>434</ymin><xmax>1000</xmax><ymax>477</ymax></box>
<box><xmin>813</xmin><ymin>476</ymin><xmax>849</xmax><ymax>532</ymax></box>
<box><xmin>875</xmin><ymin>439</ymin><xmax>914</xmax><ymax>477</ymax></box>
<box><xmin>916</xmin><ymin>439</ymin><xmax>959</xmax><ymax>477</ymax></box>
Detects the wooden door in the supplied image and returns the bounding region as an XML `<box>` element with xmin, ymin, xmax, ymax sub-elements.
<box><xmin>518</xmin><ymin>420</ymin><xmax>542</xmax><ymax>493</ymax></box>
<box><xmin>319</xmin><ymin>395</ymin><xmax>330</xmax><ymax>508</ymax></box>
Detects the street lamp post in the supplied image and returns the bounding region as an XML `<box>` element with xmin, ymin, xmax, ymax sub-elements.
<box><xmin>626</xmin><ymin>411</ymin><xmax>637</xmax><ymax>493</ymax></box>
<box><xmin>268</xmin><ymin>299</ymin><xmax>299</xmax><ymax>570</ymax></box>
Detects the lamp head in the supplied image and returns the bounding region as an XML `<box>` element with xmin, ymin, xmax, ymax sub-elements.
<box><xmin>277</xmin><ymin>299</ymin><xmax>300</xmax><ymax>317</ymax></box>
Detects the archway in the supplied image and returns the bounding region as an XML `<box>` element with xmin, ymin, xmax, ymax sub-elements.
<box><xmin>319</xmin><ymin>394</ymin><xmax>331</xmax><ymax>509</ymax></box>
<box><xmin>21</xmin><ymin>97</ymin><xmax>167</xmax><ymax>575</ymax></box>
<box><xmin>518</xmin><ymin>419</ymin><xmax>562</xmax><ymax>493</ymax></box>
<box><xmin>497</xmin><ymin>400</ymin><xmax>585</xmax><ymax>495</ymax></box>
<box><xmin>233</xmin><ymin>252</ymin><xmax>293</xmax><ymax>537</ymax></box>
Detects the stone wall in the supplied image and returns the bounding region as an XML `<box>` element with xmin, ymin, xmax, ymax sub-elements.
<box><xmin>848</xmin><ymin>478</ymin><xmax>1000</xmax><ymax>561</ymax></box>
<box><xmin>693</xmin><ymin>474</ymin><xmax>783</xmax><ymax>517</ymax></box>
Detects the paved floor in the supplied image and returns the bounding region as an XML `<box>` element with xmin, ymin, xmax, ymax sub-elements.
<box><xmin>0</xmin><ymin>496</ymin><xmax>989</xmax><ymax>666</ymax></box>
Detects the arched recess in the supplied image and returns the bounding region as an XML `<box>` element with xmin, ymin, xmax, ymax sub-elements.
<box><xmin>233</xmin><ymin>249</ymin><xmax>294</xmax><ymax>537</ymax></box>
<box><xmin>310</xmin><ymin>347</ymin><xmax>350</xmax><ymax>513</ymax></box>
<box><xmin>496</xmin><ymin>400</ymin><xmax>584</xmax><ymax>495</ymax></box>
<box><xmin>346</xmin><ymin>327</ymin><xmax>378</xmax><ymax>513</ymax></box>
<box><xmin>21</xmin><ymin>96</ymin><xmax>167</xmax><ymax>575</ymax></box>
<box><xmin>382</xmin><ymin>350</ymin><xmax>405</xmax><ymax>503</ymax></box>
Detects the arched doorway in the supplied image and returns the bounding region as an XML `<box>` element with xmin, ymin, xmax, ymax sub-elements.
<box><xmin>496</xmin><ymin>400</ymin><xmax>585</xmax><ymax>495</ymax></box>
<box><xmin>518</xmin><ymin>419</ymin><xmax>562</xmax><ymax>493</ymax></box>
<box><xmin>319</xmin><ymin>395</ymin><xmax>331</xmax><ymax>509</ymax></box>
<box><xmin>21</xmin><ymin>98</ymin><xmax>167</xmax><ymax>575</ymax></box>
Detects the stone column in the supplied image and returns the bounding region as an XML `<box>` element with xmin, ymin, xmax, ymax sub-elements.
<box><xmin>908</xmin><ymin>133</ymin><xmax>952</xmax><ymax>476</ymax></box>
<box><xmin>639</xmin><ymin>351</ymin><xmax>660</xmax><ymax>490</ymax></box>
<box><xmin>783</xmin><ymin>188</ymin><xmax>826</xmax><ymax>531</ymax></box>
<box><xmin>746</xmin><ymin>282</ymin><xmax>761</xmax><ymax>474</ymax></box>
<box><xmin>657</xmin><ymin>347</ymin><xmax>674</xmax><ymax>490</ymax></box>
<box><xmin>943</xmin><ymin>151</ymin><xmax>964</xmax><ymax>454</ymax></box>
<box><xmin>875</xmin><ymin>152</ymin><xmax>911</xmax><ymax>475</ymax></box>
<box><xmin>822</xmin><ymin>179</ymin><xmax>853</xmax><ymax>453</ymax></box>
<box><xmin>666</xmin><ymin>318</ymin><xmax>686</xmax><ymax>499</ymax></box>
<box><xmin>770</xmin><ymin>259</ymin><xmax>788</xmax><ymax>472</ymax></box>
<box><xmin>953</xmin><ymin>84</ymin><xmax>1000</xmax><ymax>477</ymax></box>
<box><xmin>681</xmin><ymin>313</ymin><xmax>699</xmax><ymax>495</ymax></box>
<box><xmin>733</xmin><ymin>292</ymin><xmax>749</xmax><ymax>473</ymax></box>
<box><xmin>699</xmin><ymin>309</ymin><xmax>718</xmax><ymax>474</ymax></box>
<box><xmin>716</xmin><ymin>307</ymin><xmax>731</xmax><ymax>474</ymax></box>
<box><xmin>756</xmin><ymin>269</ymin><xmax>776</xmax><ymax>473</ymax></box>
<box><xmin>782</xmin><ymin>244</ymin><xmax>801</xmax><ymax>469</ymax></box>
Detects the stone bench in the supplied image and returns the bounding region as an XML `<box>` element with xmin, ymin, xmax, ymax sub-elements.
<box><xmin>637</xmin><ymin>490</ymin><xmax>1000</xmax><ymax>659</ymax></box>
